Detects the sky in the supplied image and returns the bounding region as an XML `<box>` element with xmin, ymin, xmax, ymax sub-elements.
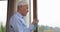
<box><xmin>0</xmin><ymin>1</ymin><xmax>7</xmax><ymax>26</ymax></box>
<box><xmin>37</xmin><ymin>0</ymin><xmax>60</xmax><ymax>27</ymax></box>
<box><xmin>0</xmin><ymin>0</ymin><xmax>60</xmax><ymax>28</ymax></box>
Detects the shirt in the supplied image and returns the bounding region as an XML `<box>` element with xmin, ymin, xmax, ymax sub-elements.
<box><xmin>9</xmin><ymin>12</ymin><xmax>35</xmax><ymax>32</ymax></box>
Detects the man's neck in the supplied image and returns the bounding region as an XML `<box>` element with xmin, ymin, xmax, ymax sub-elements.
<box><xmin>17</xmin><ymin>11</ymin><xmax>24</xmax><ymax>17</ymax></box>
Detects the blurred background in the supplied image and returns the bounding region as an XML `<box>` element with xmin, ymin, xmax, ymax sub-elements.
<box><xmin>0</xmin><ymin>1</ymin><xmax>7</xmax><ymax>32</ymax></box>
<box><xmin>0</xmin><ymin>0</ymin><xmax>60</xmax><ymax>32</ymax></box>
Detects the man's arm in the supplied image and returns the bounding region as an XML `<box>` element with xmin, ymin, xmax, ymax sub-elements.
<box><xmin>9</xmin><ymin>16</ymin><xmax>35</xmax><ymax>32</ymax></box>
<box><xmin>14</xmin><ymin>21</ymin><xmax>35</xmax><ymax>32</ymax></box>
<box><xmin>16</xmin><ymin>18</ymin><xmax>38</xmax><ymax>32</ymax></box>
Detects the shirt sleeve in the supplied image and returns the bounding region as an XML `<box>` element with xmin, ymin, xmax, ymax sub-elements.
<box><xmin>23</xmin><ymin>24</ymin><xmax>35</xmax><ymax>32</ymax></box>
<box><xmin>9</xmin><ymin>16</ymin><xmax>36</xmax><ymax>32</ymax></box>
<box><xmin>15</xmin><ymin>19</ymin><xmax>36</xmax><ymax>32</ymax></box>
<box><xmin>14</xmin><ymin>21</ymin><xmax>35</xmax><ymax>32</ymax></box>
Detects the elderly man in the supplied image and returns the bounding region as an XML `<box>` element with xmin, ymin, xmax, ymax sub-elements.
<box><xmin>9</xmin><ymin>0</ymin><xmax>38</xmax><ymax>32</ymax></box>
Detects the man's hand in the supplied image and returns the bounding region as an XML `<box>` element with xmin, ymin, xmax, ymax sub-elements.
<box><xmin>32</xmin><ymin>18</ymin><xmax>39</xmax><ymax>25</ymax></box>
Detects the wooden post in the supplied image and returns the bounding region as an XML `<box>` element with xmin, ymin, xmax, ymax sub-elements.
<box><xmin>33</xmin><ymin>0</ymin><xmax>38</xmax><ymax>32</ymax></box>
<box><xmin>6</xmin><ymin>0</ymin><xmax>15</xmax><ymax>32</ymax></box>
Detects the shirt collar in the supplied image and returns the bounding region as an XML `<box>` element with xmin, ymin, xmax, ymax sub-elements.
<box><xmin>15</xmin><ymin>12</ymin><xmax>24</xmax><ymax>19</ymax></box>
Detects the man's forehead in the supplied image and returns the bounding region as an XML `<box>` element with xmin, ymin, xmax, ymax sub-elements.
<box><xmin>19</xmin><ymin>4</ymin><xmax>28</xmax><ymax>7</ymax></box>
<box><xmin>24</xmin><ymin>4</ymin><xmax>28</xmax><ymax>6</ymax></box>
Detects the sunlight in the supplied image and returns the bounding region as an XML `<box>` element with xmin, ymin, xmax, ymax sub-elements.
<box><xmin>0</xmin><ymin>1</ymin><xmax>7</xmax><ymax>26</ymax></box>
<box><xmin>37</xmin><ymin>0</ymin><xmax>60</xmax><ymax>27</ymax></box>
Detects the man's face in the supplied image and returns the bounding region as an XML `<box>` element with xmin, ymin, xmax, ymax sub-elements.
<box><xmin>18</xmin><ymin>4</ymin><xmax>28</xmax><ymax>16</ymax></box>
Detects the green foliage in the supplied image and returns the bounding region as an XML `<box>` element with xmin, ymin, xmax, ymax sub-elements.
<box><xmin>38</xmin><ymin>25</ymin><xmax>60</xmax><ymax>32</ymax></box>
<box><xmin>0</xmin><ymin>23</ymin><xmax>6</xmax><ymax>32</ymax></box>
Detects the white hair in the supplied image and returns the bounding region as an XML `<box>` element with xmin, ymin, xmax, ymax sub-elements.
<box><xmin>17</xmin><ymin>0</ymin><xmax>28</xmax><ymax>6</ymax></box>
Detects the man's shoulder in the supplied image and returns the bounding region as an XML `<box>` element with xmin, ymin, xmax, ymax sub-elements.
<box><xmin>10</xmin><ymin>15</ymin><xmax>16</xmax><ymax>20</ymax></box>
<box><xmin>9</xmin><ymin>14</ymin><xmax>17</xmax><ymax>24</ymax></box>
<box><xmin>9</xmin><ymin>14</ymin><xmax>22</xmax><ymax>24</ymax></box>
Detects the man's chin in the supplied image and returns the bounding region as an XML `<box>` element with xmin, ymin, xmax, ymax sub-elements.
<box><xmin>23</xmin><ymin>14</ymin><xmax>27</xmax><ymax>16</ymax></box>
<box><xmin>23</xmin><ymin>13</ymin><xmax>28</xmax><ymax>16</ymax></box>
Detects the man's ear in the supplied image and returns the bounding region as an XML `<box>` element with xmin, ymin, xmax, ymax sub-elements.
<box><xmin>18</xmin><ymin>5</ymin><xmax>22</xmax><ymax>9</ymax></box>
<box><xmin>18</xmin><ymin>6</ymin><xmax>21</xmax><ymax>10</ymax></box>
